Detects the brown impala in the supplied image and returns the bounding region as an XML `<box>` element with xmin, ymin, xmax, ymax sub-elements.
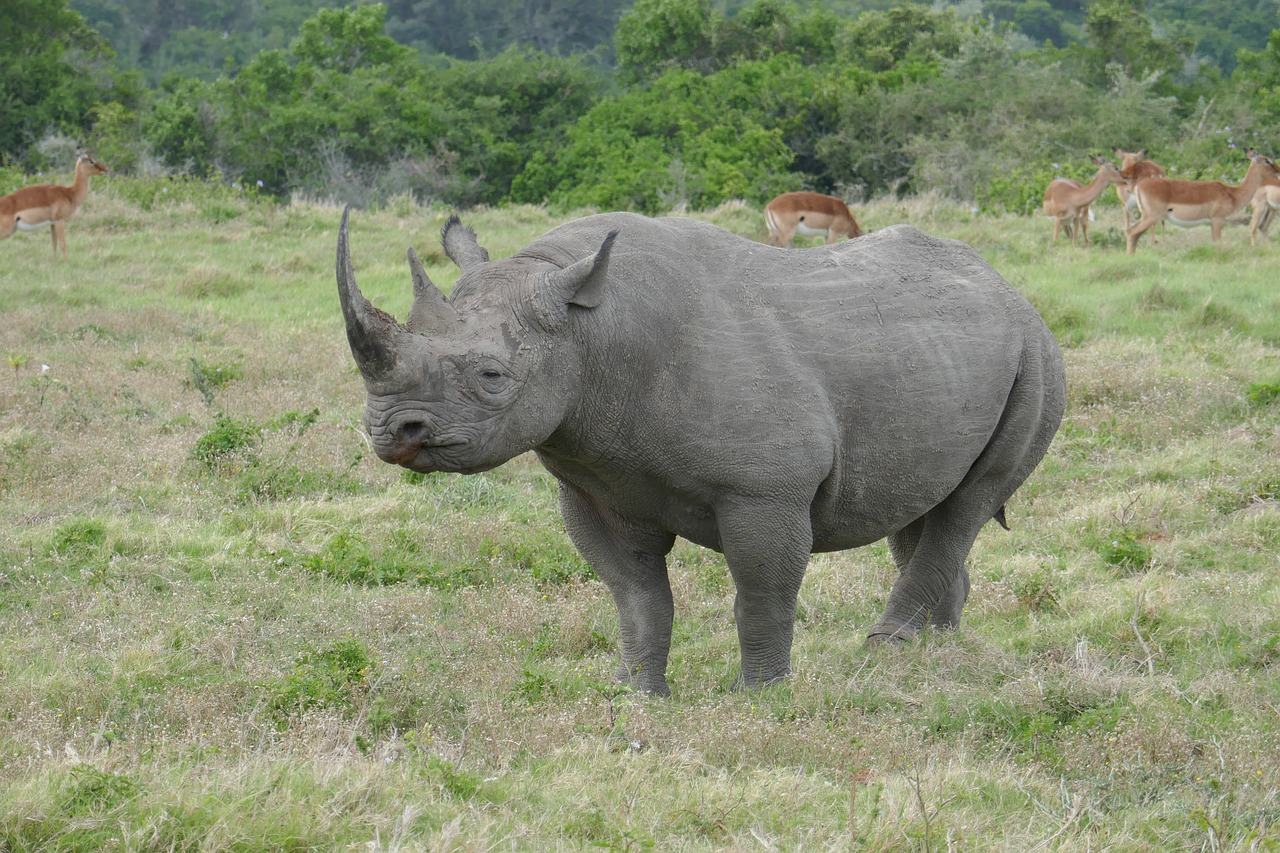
<box><xmin>1113</xmin><ymin>148</ymin><xmax>1167</xmax><ymax>232</ymax></box>
<box><xmin>1041</xmin><ymin>155</ymin><xmax>1128</xmax><ymax>247</ymax></box>
<box><xmin>0</xmin><ymin>152</ymin><xmax>109</xmax><ymax>256</ymax></box>
<box><xmin>764</xmin><ymin>191</ymin><xmax>864</xmax><ymax>247</ymax></box>
<box><xmin>1127</xmin><ymin>149</ymin><xmax>1279</xmax><ymax>254</ymax></box>
<box><xmin>1248</xmin><ymin>173</ymin><xmax>1280</xmax><ymax>245</ymax></box>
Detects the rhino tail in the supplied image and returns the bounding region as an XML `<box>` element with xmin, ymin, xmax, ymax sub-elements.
<box><xmin>993</xmin><ymin>505</ymin><xmax>1010</xmax><ymax>531</ymax></box>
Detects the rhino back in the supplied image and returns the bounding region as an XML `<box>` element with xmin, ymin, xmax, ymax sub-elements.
<box><xmin>532</xmin><ymin>217</ymin><xmax>1058</xmax><ymax>551</ymax></box>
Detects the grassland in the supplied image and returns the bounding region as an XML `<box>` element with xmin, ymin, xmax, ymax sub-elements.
<box><xmin>1</xmin><ymin>183</ymin><xmax>1278</xmax><ymax>851</ymax></box>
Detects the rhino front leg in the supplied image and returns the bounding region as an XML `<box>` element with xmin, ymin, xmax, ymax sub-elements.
<box><xmin>558</xmin><ymin>482</ymin><xmax>677</xmax><ymax>696</ymax></box>
<box><xmin>717</xmin><ymin>497</ymin><xmax>812</xmax><ymax>689</ymax></box>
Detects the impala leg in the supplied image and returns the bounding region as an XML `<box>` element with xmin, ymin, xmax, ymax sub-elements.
<box><xmin>1250</xmin><ymin>204</ymin><xmax>1267</xmax><ymax>245</ymax></box>
<box><xmin>1127</xmin><ymin>215</ymin><xmax>1159</xmax><ymax>254</ymax></box>
<box><xmin>51</xmin><ymin>221</ymin><xmax>67</xmax><ymax>256</ymax></box>
<box><xmin>1211</xmin><ymin>219</ymin><xmax>1224</xmax><ymax>241</ymax></box>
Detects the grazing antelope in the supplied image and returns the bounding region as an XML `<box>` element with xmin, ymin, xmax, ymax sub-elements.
<box><xmin>1113</xmin><ymin>148</ymin><xmax>1167</xmax><ymax>231</ymax></box>
<box><xmin>1126</xmin><ymin>149</ymin><xmax>1280</xmax><ymax>254</ymax></box>
<box><xmin>0</xmin><ymin>152</ymin><xmax>109</xmax><ymax>256</ymax></box>
<box><xmin>764</xmin><ymin>191</ymin><xmax>864</xmax><ymax>247</ymax></box>
<box><xmin>1041</xmin><ymin>155</ymin><xmax>1128</xmax><ymax>247</ymax></box>
<box><xmin>1248</xmin><ymin>174</ymin><xmax>1280</xmax><ymax>245</ymax></box>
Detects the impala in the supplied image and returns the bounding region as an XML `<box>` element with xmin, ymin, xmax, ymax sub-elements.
<box><xmin>1127</xmin><ymin>149</ymin><xmax>1280</xmax><ymax>254</ymax></box>
<box><xmin>0</xmin><ymin>152</ymin><xmax>110</xmax><ymax>256</ymax></box>
<box><xmin>1041</xmin><ymin>155</ymin><xmax>1128</xmax><ymax>247</ymax></box>
<box><xmin>1248</xmin><ymin>174</ymin><xmax>1280</xmax><ymax>245</ymax></box>
<box><xmin>1113</xmin><ymin>147</ymin><xmax>1167</xmax><ymax>231</ymax></box>
<box><xmin>763</xmin><ymin>191</ymin><xmax>864</xmax><ymax>247</ymax></box>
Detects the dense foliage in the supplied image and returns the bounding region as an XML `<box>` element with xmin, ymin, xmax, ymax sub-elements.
<box><xmin>3</xmin><ymin>0</ymin><xmax>1279</xmax><ymax>212</ymax></box>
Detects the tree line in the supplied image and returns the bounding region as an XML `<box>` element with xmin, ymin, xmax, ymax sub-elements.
<box><xmin>3</xmin><ymin>0</ymin><xmax>1280</xmax><ymax>214</ymax></box>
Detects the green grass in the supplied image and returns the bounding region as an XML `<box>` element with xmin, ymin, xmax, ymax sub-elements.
<box><xmin>1</xmin><ymin>184</ymin><xmax>1279</xmax><ymax>849</ymax></box>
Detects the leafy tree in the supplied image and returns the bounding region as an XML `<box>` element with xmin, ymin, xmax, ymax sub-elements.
<box><xmin>511</xmin><ymin>67</ymin><xmax>794</xmax><ymax>212</ymax></box>
<box><xmin>1234</xmin><ymin>30</ymin><xmax>1280</xmax><ymax>125</ymax></box>
<box><xmin>835</xmin><ymin>4</ymin><xmax>966</xmax><ymax>73</ymax></box>
<box><xmin>615</xmin><ymin>0</ymin><xmax>718</xmax><ymax>82</ymax></box>
<box><xmin>381</xmin><ymin>0</ymin><xmax>631</xmax><ymax>60</ymax></box>
<box><xmin>0</xmin><ymin>0</ymin><xmax>125</xmax><ymax>159</ymax></box>
<box><xmin>433</xmin><ymin>48</ymin><xmax>605</xmax><ymax>204</ymax></box>
<box><xmin>144</xmin><ymin>76</ymin><xmax>219</xmax><ymax>176</ymax></box>
<box><xmin>987</xmin><ymin>0</ymin><xmax>1070</xmax><ymax>47</ymax></box>
<box><xmin>708</xmin><ymin>0</ymin><xmax>842</xmax><ymax>65</ymax></box>
<box><xmin>1082</xmin><ymin>0</ymin><xmax>1191</xmax><ymax>84</ymax></box>
<box><xmin>291</xmin><ymin>4</ymin><xmax>414</xmax><ymax>72</ymax></box>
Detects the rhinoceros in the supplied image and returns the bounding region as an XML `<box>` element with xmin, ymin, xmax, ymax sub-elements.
<box><xmin>336</xmin><ymin>209</ymin><xmax>1065</xmax><ymax>695</ymax></box>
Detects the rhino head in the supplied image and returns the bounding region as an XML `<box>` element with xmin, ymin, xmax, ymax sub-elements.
<box><xmin>336</xmin><ymin>209</ymin><xmax>617</xmax><ymax>474</ymax></box>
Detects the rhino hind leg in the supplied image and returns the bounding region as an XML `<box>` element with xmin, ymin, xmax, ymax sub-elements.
<box><xmin>558</xmin><ymin>482</ymin><xmax>677</xmax><ymax>696</ymax></box>
<box><xmin>869</xmin><ymin>515</ymin><xmax>972</xmax><ymax>643</ymax></box>
<box><xmin>869</xmin><ymin>339</ymin><xmax>1064</xmax><ymax>645</ymax></box>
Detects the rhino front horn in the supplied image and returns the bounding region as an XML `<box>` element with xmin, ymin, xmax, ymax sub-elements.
<box><xmin>336</xmin><ymin>207</ymin><xmax>402</xmax><ymax>380</ymax></box>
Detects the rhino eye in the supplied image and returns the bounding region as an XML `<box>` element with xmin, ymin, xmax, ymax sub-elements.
<box><xmin>474</xmin><ymin>363</ymin><xmax>512</xmax><ymax>394</ymax></box>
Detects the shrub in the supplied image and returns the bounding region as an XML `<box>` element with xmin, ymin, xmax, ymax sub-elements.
<box><xmin>267</xmin><ymin>637</ymin><xmax>376</xmax><ymax>722</ymax></box>
<box><xmin>189</xmin><ymin>414</ymin><xmax>261</xmax><ymax>471</ymax></box>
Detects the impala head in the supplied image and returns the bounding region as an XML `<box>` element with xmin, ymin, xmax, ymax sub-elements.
<box><xmin>1090</xmin><ymin>154</ymin><xmax>1128</xmax><ymax>185</ymax></box>
<box><xmin>1245</xmin><ymin>149</ymin><xmax>1279</xmax><ymax>175</ymax></box>
<box><xmin>1113</xmin><ymin>148</ymin><xmax>1147</xmax><ymax>166</ymax></box>
<box><xmin>76</xmin><ymin>151</ymin><xmax>109</xmax><ymax>176</ymax></box>
<box><xmin>336</xmin><ymin>209</ymin><xmax>616</xmax><ymax>474</ymax></box>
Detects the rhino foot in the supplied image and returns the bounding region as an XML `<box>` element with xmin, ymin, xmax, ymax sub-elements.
<box><xmin>615</xmin><ymin>663</ymin><xmax>671</xmax><ymax>697</ymax></box>
<box><xmin>730</xmin><ymin>668</ymin><xmax>792</xmax><ymax>693</ymax></box>
<box><xmin>864</xmin><ymin>623</ymin><xmax>919</xmax><ymax>646</ymax></box>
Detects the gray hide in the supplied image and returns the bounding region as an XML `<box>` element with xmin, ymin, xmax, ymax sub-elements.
<box><xmin>336</xmin><ymin>209</ymin><xmax>1066</xmax><ymax>695</ymax></box>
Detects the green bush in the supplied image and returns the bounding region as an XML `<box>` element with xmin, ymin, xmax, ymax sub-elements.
<box><xmin>267</xmin><ymin>637</ymin><xmax>376</xmax><ymax>721</ymax></box>
<box><xmin>189</xmin><ymin>414</ymin><xmax>261</xmax><ymax>471</ymax></box>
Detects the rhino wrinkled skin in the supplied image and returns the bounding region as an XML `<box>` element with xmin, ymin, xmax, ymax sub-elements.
<box><xmin>336</xmin><ymin>209</ymin><xmax>1066</xmax><ymax>695</ymax></box>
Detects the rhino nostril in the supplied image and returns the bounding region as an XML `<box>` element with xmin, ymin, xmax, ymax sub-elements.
<box><xmin>397</xmin><ymin>421</ymin><xmax>428</xmax><ymax>443</ymax></box>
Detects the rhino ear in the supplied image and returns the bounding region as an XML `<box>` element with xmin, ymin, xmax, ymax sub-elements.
<box><xmin>336</xmin><ymin>207</ymin><xmax>403</xmax><ymax>381</ymax></box>
<box><xmin>407</xmin><ymin>247</ymin><xmax>460</xmax><ymax>335</ymax></box>
<box><xmin>441</xmin><ymin>214</ymin><xmax>490</xmax><ymax>271</ymax></box>
<box><xmin>552</xmin><ymin>231</ymin><xmax>617</xmax><ymax>304</ymax></box>
<box><xmin>535</xmin><ymin>230</ymin><xmax>617</xmax><ymax>329</ymax></box>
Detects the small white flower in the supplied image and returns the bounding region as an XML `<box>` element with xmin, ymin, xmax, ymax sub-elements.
<box><xmin>256</xmin><ymin>180</ymin><xmax>264</xmax><ymax>188</ymax></box>
<box><xmin>40</xmin><ymin>364</ymin><xmax>50</xmax><ymax>374</ymax></box>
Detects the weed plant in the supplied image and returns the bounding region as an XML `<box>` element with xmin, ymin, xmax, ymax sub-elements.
<box><xmin>0</xmin><ymin>181</ymin><xmax>1278</xmax><ymax>849</ymax></box>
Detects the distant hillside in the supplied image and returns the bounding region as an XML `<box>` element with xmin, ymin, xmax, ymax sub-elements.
<box><xmin>70</xmin><ymin>0</ymin><xmax>1278</xmax><ymax>83</ymax></box>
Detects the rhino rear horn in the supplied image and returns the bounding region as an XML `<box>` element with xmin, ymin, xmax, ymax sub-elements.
<box><xmin>336</xmin><ymin>207</ymin><xmax>402</xmax><ymax>380</ymax></box>
<box><xmin>441</xmin><ymin>214</ymin><xmax>490</xmax><ymax>271</ymax></box>
<box><xmin>407</xmin><ymin>247</ymin><xmax>460</xmax><ymax>335</ymax></box>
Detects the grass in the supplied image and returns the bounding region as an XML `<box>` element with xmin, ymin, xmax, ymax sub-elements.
<box><xmin>1</xmin><ymin>184</ymin><xmax>1279</xmax><ymax>849</ymax></box>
